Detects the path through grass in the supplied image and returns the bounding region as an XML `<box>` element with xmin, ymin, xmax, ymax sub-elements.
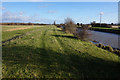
<box><xmin>2</xmin><ymin>25</ymin><xmax>120</xmax><ymax>79</ymax></box>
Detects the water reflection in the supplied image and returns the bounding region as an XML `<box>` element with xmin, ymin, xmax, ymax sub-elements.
<box><xmin>89</xmin><ymin>31</ymin><xmax>120</xmax><ymax>49</ymax></box>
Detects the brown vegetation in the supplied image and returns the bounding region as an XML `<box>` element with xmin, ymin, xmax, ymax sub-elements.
<box><xmin>62</xmin><ymin>18</ymin><xmax>90</xmax><ymax>41</ymax></box>
<box><xmin>6</xmin><ymin>27</ymin><xmax>31</xmax><ymax>31</ymax></box>
<box><xmin>75</xmin><ymin>25</ymin><xmax>90</xmax><ymax>40</ymax></box>
<box><xmin>64</xmin><ymin>18</ymin><xmax>76</xmax><ymax>34</ymax></box>
<box><xmin>96</xmin><ymin>43</ymin><xmax>120</xmax><ymax>56</ymax></box>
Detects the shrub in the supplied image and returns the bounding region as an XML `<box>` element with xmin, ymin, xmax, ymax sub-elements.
<box><xmin>77</xmin><ymin>23</ymin><xmax>79</xmax><ymax>26</ymax></box>
<box><xmin>105</xmin><ymin>45</ymin><xmax>113</xmax><ymax>52</ymax></box>
<box><xmin>75</xmin><ymin>25</ymin><xmax>90</xmax><ymax>40</ymax></box>
<box><xmin>55</xmin><ymin>24</ymin><xmax>61</xmax><ymax>28</ymax></box>
<box><xmin>113</xmin><ymin>49</ymin><xmax>120</xmax><ymax>56</ymax></box>
<box><xmin>102</xmin><ymin>45</ymin><xmax>106</xmax><ymax>49</ymax></box>
<box><xmin>64</xmin><ymin>18</ymin><xmax>76</xmax><ymax>34</ymax></box>
<box><xmin>63</xmin><ymin>18</ymin><xmax>90</xmax><ymax>41</ymax></box>
<box><xmin>97</xmin><ymin>43</ymin><xmax>103</xmax><ymax>48</ymax></box>
<box><xmin>97</xmin><ymin>43</ymin><xmax>106</xmax><ymax>49</ymax></box>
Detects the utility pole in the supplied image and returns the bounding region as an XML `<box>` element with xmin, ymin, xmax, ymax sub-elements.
<box><xmin>100</xmin><ymin>12</ymin><xmax>104</xmax><ymax>27</ymax></box>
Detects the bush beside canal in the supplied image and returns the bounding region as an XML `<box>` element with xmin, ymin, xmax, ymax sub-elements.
<box><xmin>96</xmin><ymin>43</ymin><xmax>120</xmax><ymax>56</ymax></box>
<box><xmin>56</xmin><ymin>18</ymin><xmax>120</xmax><ymax>57</ymax></box>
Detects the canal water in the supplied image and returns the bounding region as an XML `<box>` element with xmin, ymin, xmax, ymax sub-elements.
<box><xmin>89</xmin><ymin>30</ymin><xmax>120</xmax><ymax>49</ymax></box>
<box><xmin>76</xmin><ymin>27</ymin><xmax>120</xmax><ymax>49</ymax></box>
<box><xmin>62</xmin><ymin>26</ymin><xmax>120</xmax><ymax>49</ymax></box>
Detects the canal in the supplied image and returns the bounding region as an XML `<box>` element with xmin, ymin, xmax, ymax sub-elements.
<box><xmin>89</xmin><ymin>30</ymin><xmax>120</xmax><ymax>49</ymax></box>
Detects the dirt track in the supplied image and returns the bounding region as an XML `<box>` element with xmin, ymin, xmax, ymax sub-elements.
<box><xmin>6</xmin><ymin>27</ymin><xmax>31</xmax><ymax>31</ymax></box>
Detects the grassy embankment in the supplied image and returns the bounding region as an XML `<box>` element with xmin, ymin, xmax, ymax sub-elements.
<box><xmin>91</xmin><ymin>27</ymin><xmax>120</xmax><ymax>30</ymax></box>
<box><xmin>2</xmin><ymin>25</ymin><xmax>40</xmax><ymax>41</ymax></box>
<box><xmin>90</xmin><ymin>27</ymin><xmax>120</xmax><ymax>34</ymax></box>
<box><xmin>2</xmin><ymin>25</ymin><xmax>120</xmax><ymax>79</ymax></box>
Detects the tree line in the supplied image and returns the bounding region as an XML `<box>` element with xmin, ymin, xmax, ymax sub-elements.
<box><xmin>0</xmin><ymin>23</ymin><xmax>49</xmax><ymax>25</ymax></box>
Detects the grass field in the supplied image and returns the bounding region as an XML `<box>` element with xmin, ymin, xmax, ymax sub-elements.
<box><xmin>2</xmin><ymin>25</ymin><xmax>120</xmax><ymax>79</ymax></box>
<box><xmin>91</xmin><ymin>27</ymin><xmax>120</xmax><ymax>30</ymax></box>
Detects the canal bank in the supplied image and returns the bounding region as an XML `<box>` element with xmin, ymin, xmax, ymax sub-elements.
<box><xmin>90</xmin><ymin>27</ymin><xmax>120</xmax><ymax>34</ymax></box>
<box><xmin>89</xmin><ymin>30</ymin><xmax>120</xmax><ymax>49</ymax></box>
<box><xmin>76</xmin><ymin>27</ymin><xmax>120</xmax><ymax>49</ymax></box>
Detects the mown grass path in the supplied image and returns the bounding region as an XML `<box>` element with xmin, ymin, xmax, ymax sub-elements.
<box><xmin>2</xmin><ymin>25</ymin><xmax>120</xmax><ymax>79</ymax></box>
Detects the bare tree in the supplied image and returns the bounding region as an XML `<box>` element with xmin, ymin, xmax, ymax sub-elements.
<box><xmin>75</xmin><ymin>25</ymin><xmax>90</xmax><ymax>40</ymax></box>
<box><xmin>63</xmin><ymin>18</ymin><xmax>90</xmax><ymax>41</ymax></box>
<box><xmin>64</xmin><ymin>17</ymin><xmax>76</xmax><ymax>34</ymax></box>
<box><xmin>53</xmin><ymin>21</ymin><xmax>56</xmax><ymax>25</ymax></box>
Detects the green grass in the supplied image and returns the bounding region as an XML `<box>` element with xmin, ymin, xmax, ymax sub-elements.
<box><xmin>2</xmin><ymin>25</ymin><xmax>120</xmax><ymax>79</ymax></box>
<box><xmin>91</xmin><ymin>27</ymin><xmax>120</xmax><ymax>30</ymax></box>
<box><xmin>2</xmin><ymin>25</ymin><xmax>43</xmax><ymax>41</ymax></box>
